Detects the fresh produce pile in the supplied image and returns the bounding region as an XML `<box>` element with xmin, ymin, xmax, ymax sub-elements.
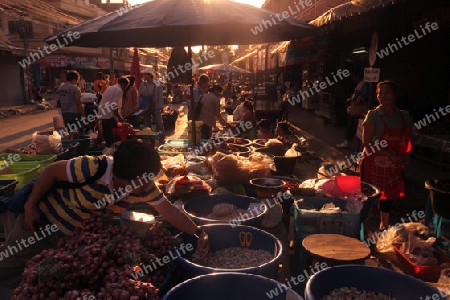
<box><xmin>225</xmin><ymin>138</ymin><xmax>251</xmax><ymax>146</ymax></box>
<box><xmin>11</xmin><ymin>216</ymin><xmax>178</xmax><ymax>300</ymax></box>
<box><xmin>322</xmin><ymin>287</ymin><xmax>396</xmax><ymax>300</ymax></box>
<box><xmin>214</xmin><ymin>143</ymin><xmax>249</xmax><ymax>154</ymax></box>
<box><xmin>205</xmin><ymin>203</ymin><xmax>251</xmax><ymax>221</ymax></box>
<box><xmin>158</xmin><ymin>145</ymin><xmax>189</xmax><ymax>153</ymax></box>
<box><xmin>199</xmin><ymin>247</ymin><xmax>273</xmax><ymax>269</ymax></box>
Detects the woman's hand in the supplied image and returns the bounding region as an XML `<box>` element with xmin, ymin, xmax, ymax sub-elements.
<box><xmin>192</xmin><ymin>231</ymin><xmax>210</xmax><ymax>261</ymax></box>
<box><xmin>24</xmin><ymin>202</ymin><xmax>41</xmax><ymax>231</ymax></box>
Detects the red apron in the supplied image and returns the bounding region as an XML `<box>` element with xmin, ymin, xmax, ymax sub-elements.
<box><xmin>361</xmin><ymin>114</ymin><xmax>412</xmax><ymax>200</ymax></box>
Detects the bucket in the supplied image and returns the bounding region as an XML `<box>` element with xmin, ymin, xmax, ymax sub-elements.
<box><xmin>425</xmin><ymin>179</ymin><xmax>450</xmax><ymax>219</ymax></box>
<box><xmin>161</xmin><ymin>273</ymin><xmax>303</xmax><ymax>300</ymax></box>
<box><xmin>175</xmin><ymin>224</ymin><xmax>282</xmax><ymax>279</ymax></box>
<box><xmin>254</xmin><ymin>147</ymin><xmax>301</xmax><ymax>176</ymax></box>
<box><xmin>182</xmin><ymin>194</ymin><xmax>268</xmax><ymax>226</ymax></box>
<box><xmin>321</xmin><ymin>176</ymin><xmax>361</xmax><ymax>198</ymax></box>
<box><xmin>335</xmin><ymin>176</ymin><xmax>361</xmax><ymax>193</ymax></box>
<box><xmin>305</xmin><ymin>265</ymin><xmax>443</xmax><ymax>300</ymax></box>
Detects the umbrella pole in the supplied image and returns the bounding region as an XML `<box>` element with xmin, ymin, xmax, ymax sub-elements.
<box><xmin>109</xmin><ymin>48</ymin><xmax>115</xmax><ymax>85</ymax></box>
<box><xmin>188</xmin><ymin>46</ymin><xmax>197</xmax><ymax>147</ymax></box>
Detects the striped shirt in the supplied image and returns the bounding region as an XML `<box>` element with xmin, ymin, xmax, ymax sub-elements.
<box><xmin>38</xmin><ymin>155</ymin><xmax>165</xmax><ymax>235</ymax></box>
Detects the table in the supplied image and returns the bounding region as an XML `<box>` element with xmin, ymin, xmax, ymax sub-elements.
<box><xmin>302</xmin><ymin>234</ymin><xmax>371</xmax><ymax>266</ymax></box>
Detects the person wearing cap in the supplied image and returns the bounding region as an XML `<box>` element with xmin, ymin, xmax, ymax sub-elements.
<box><xmin>197</xmin><ymin>84</ymin><xmax>229</xmax><ymax>139</ymax></box>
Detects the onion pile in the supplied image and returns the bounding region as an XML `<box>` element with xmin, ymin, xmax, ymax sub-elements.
<box><xmin>11</xmin><ymin>215</ymin><xmax>177</xmax><ymax>299</ymax></box>
<box><xmin>200</xmin><ymin>247</ymin><xmax>274</xmax><ymax>269</ymax></box>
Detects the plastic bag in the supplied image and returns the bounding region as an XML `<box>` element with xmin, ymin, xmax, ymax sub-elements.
<box><xmin>375</xmin><ymin>222</ymin><xmax>433</xmax><ymax>253</ymax></box>
<box><xmin>161</xmin><ymin>154</ymin><xmax>185</xmax><ymax>170</ymax></box>
<box><xmin>166</xmin><ymin>175</ymin><xmax>212</xmax><ymax>195</ymax></box>
<box><xmin>261</xmin><ymin>197</ymin><xmax>283</xmax><ymax>228</ymax></box>
<box><xmin>32</xmin><ymin>130</ymin><xmax>61</xmax><ymax>154</ymax></box>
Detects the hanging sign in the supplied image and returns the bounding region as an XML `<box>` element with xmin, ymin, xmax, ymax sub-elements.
<box><xmin>364</xmin><ymin>68</ymin><xmax>380</xmax><ymax>82</ymax></box>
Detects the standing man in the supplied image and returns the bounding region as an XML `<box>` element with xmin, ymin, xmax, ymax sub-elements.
<box><xmin>139</xmin><ymin>71</ymin><xmax>166</xmax><ymax>143</ymax></box>
<box><xmin>98</xmin><ymin>77</ymin><xmax>129</xmax><ymax>147</ymax></box>
<box><xmin>190</xmin><ymin>74</ymin><xmax>210</xmax><ymax>120</ymax></box>
<box><xmin>197</xmin><ymin>84</ymin><xmax>229</xmax><ymax>139</ymax></box>
<box><xmin>57</xmin><ymin>70</ymin><xmax>85</xmax><ymax>133</ymax></box>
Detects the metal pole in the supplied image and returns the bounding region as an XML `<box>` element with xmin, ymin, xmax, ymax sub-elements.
<box><xmin>109</xmin><ymin>48</ymin><xmax>114</xmax><ymax>85</ymax></box>
<box><xmin>188</xmin><ymin>46</ymin><xmax>197</xmax><ymax>147</ymax></box>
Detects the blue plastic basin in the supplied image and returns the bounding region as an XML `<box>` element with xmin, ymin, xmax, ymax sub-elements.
<box><xmin>182</xmin><ymin>194</ymin><xmax>268</xmax><ymax>227</ymax></box>
<box><xmin>305</xmin><ymin>265</ymin><xmax>443</xmax><ymax>300</ymax></box>
<box><xmin>161</xmin><ymin>273</ymin><xmax>303</xmax><ymax>300</ymax></box>
<box><xmin>175</xmin><ymin>224</ymin><xmax>282</xmax><ymax>279</ymax></box>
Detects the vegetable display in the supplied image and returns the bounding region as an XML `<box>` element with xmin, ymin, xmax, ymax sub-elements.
<box><xmin>11</xmin><ymin>216</ymin><xmax>177</xmax><ymax>300</ymax></box>
<box><xmin>199</xmin><ymin>247</ymin><xmax>273</xmax><ymax>269</ymax></box>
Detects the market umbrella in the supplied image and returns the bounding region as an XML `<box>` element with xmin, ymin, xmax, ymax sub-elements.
<box><xmin>130</xmin><ymin>47</ymin><xmax>142</xmax><ymax>90</ymax></box>
<box><xmin>199</xmin><ymin>63</ymin><xmax>252</xmax><ymax>74</ymax></box>
<box><xmin>45</xmin><ymin>0</ymin><xmax>321</xmax><ymax>145</ymax></box>
<box><xmin>45</xmin><ymin>0</ymin><xmax>321</xmax><ymax>48</ymax></box>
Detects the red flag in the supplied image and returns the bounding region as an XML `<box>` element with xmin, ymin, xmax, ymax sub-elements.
<box><xmin>130</xmin><ymin>48</ymin><xmax>142</xmax><ymax>90</ymax></box>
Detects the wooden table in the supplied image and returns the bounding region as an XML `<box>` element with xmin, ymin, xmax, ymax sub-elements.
<box><xmin>302</xmin><ymin>234</ymin><xmax>371</xmax><ymax>266</ymax></box>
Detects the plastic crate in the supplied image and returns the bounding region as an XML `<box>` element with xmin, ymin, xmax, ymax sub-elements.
<box><xmin>61</xmin><ymin>135</ymin><xmax>91</xmax><ymax>156</ymax></box>
<box><xmin>0</xmin><ymin>180</ymin><xmax>19</xmax><ymax>197</ymax></box>
<box><xmin>0</xmin><ymin>163</ymin><xmax>41</xmax><ymax>192</ymax></box>
<box><xmin>393</xmin><ymin>243</ymin><xmax>450</xmax><ymax>282</ymax></box>
<box><xmin>1</xmin><ymin>153</ymin><xmax>56</xmax><ymax>173</ymax></box>
<box><xmin>57</xmin><ymin>142</ymin><xmax>79</xmax><ymax>160</ymax></box>
<box><xmin>292</xmin><ymin>196</ymin><xmax>361</xmax><ymax>244</ymax></box>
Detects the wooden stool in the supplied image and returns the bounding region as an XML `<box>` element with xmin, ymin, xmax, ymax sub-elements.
<box><xmin>302</xmin><ymin>234</ymin><xmax>370</xmax><ymax>267</ymax></box>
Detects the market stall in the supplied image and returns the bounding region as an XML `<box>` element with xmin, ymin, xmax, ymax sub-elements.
<box><xmin>2</xmin><ymin>121</ymin><xmax>450</xmax><ymax>298</ymax></box>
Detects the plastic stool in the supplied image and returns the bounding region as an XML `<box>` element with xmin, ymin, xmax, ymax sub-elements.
<box><xmin>112</xmin><ymin>127</ymin><xmax>136</xmax><ymax>142</ymax></box>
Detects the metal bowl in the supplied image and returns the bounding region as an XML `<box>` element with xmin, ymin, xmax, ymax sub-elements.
<box><xmin>250</xmin><ymin>178</ymin><xmax>286</xmax><ymax>190</ymax></box>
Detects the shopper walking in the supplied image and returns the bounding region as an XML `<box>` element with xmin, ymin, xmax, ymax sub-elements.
<box><xmin>57</xmin><ymin>70</ymin><xmax>85</xmax><ymax>133</ymax></box>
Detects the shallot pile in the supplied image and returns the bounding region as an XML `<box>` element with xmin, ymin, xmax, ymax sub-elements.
<box><xmin>322</xmin><ymin>287</ymin><xmax>396</xmax><ymax>300</ymax></box>
<box><xmin>200</xmin><ymin>247</ymin><xmax>273</xmax><ymax>269</ymax></box>
<box><xmin>11</xmin><ymin>215</ymin><xmax>177</xmax><ymax>300</ymax></box>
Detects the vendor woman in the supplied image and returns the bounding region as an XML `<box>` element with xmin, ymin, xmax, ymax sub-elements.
<box><xmin>0</xmin><ymin>140</ymin><xmax>210</xmax><ymax>289</ymax></box>
<box><xmin>237</xmin><ymin>100</ymin><xmax>258</xmax><ymax>139</ymax></box>
<box><xmin>360</xmin><ymin>80</ymin><xmax>412</xmax><ymax>231</ymax></box>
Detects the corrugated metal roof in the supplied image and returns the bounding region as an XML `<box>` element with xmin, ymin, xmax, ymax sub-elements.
<box><xmin>0</xmin><ymin>37</ymin><xmax>23</xmax><ymax>53</ymax></box>
<box><xmin>309</xmin><ymin>0</ymin><xmax>400</xmax><ymax>27</ymax></box>
<box><xmin>231</xmin><ymin>48</ymin><xmax>258</xmax><ymax>64</ymax></box>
